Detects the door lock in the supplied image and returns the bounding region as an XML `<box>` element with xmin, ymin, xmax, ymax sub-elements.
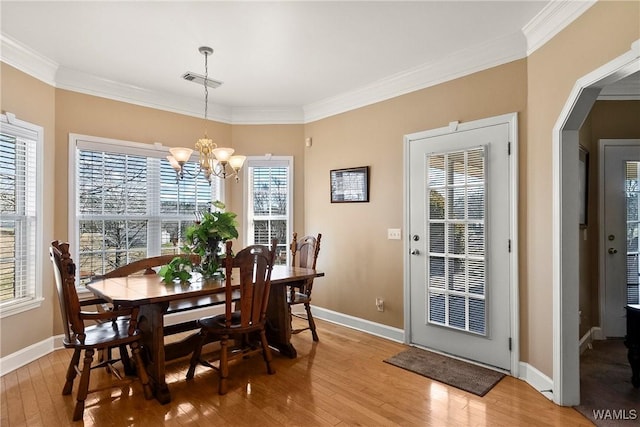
<box><xmin>411</xmin><ymin>249</ymin><xmax>420</xmax><ymax>255</ymax></box>
<box><xmin>608</xmin><ymin>247</ymin><xmax>618</xmax><ymax>255</ymax></box>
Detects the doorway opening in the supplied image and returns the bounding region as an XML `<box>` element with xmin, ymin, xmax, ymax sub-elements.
<box><xmin>553</xmin><ymin>40</ymin><xmax>639</xmax><ymax>406</ymax></box>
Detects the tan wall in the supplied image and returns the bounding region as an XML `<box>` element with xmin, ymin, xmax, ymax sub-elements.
<box><xmin>0</xmin><ymin>63</ymin><xmax>56</xmax><ymax>357</ymax></box>
<box><xmin>304</xmin><ymin>59</ymin><xmax>528</xmax><ymax>327</ymax></box>
<box><xmin>578</xmin><ymin>112</ymin><xmax>594</xmax><ymax>338</ymax></box>
<box><xmin>525</xmin><ymin>0</ymin><xmax>639</xmax><ymax>376</ymax></box>
<box><xmin>579</xmin><ymin>100</ymin><xmax>640</xmax><ymax>338</ymax></box>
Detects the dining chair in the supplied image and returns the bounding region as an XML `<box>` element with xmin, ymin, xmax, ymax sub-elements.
<box><xmin>50</xmin><ymin>241</ymin><xmax>153</xmax><ymax>421</ymax></box>
<box><xmin>186</xmin><ymin>239</ymin><xmax>277</xmax><ymax>395</ymax></box>
<box><xmin>288</xmin><ymin>232</ymin><xmax>322</xmax><ymax>341</ymax></box>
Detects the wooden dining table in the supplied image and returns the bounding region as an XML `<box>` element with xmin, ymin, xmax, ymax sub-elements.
<box><xmin>86</xmin><ymin>265</ymin><xmax>324</xmax><ymax>404</ymax></box>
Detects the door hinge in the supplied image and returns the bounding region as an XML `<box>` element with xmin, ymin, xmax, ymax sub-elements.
<box><xmin>508</xmin><ymin>239</ymin><xmax>512</xmax><ymax>253</ymax></box>
<box><xmin>509</xmin><ymin>337</ymin><xmax>512</xmax><ymax>351</ymax></box>
<box><xmin>508</xmin><ymin>142</ymin><xmax>511</xmax><ymax>155</ymax></box>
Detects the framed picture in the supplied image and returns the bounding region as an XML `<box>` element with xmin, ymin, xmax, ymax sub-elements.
<box><xmin>330</xmin><ymin>166</ymin><xmax>369</xmax><ymax>203</ymax></box>
<box><xmin>579</xmin><ymin>146</ymin><xmax>589</xmax><ymax>227</ymax></box>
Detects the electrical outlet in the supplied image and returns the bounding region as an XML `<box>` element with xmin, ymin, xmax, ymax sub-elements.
<box><xmin>376</xmin><ymin>298</ymin><xmax>384</xmax><ymax>312</ymax></box>
<box><xmin>387</xmin><ymin>228</ymin><xmax>401</xmax><ymax>240</ymax></box>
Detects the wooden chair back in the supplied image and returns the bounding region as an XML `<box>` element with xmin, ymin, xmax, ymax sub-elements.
<box><xmin>223</xmin><ymin>240</ymin><xmax>277</xmax><ymax>329</ymax></box>
<box><xmin>100</xmin><ymin>254</ymin><xmax>201</xmax><ymax>278</ymax></box>
<box><xmin>50</xmin><ymin>241</ymin><xmax>85</xmax><ymax>342</ymax></box>
<box><xmin>290</xmin><ymin>232</ymin><xmax>321</xmax><ymax>270</ymax></box>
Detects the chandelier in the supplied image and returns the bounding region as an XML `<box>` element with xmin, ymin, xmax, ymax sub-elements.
<box><xmin>167</xmin><ymin>46</ymin><xmax>246</xmax><ymax>183</ymax></box>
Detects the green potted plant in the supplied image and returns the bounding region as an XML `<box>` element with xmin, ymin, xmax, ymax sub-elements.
<box><xmin>159</xmin><ymin>200</ymin><xmax>239</xmax><ymax>283</ymax></box>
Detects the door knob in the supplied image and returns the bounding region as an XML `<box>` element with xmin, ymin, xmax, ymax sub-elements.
<box><xmin>411</xmin><ymin>249</ymin><xmax>420</xmax><ymax>255</ymax></box>
<box><xmin>608</xmin><ymin>248</ymin><xmax>618</xmax><ymax>254</ymax></box>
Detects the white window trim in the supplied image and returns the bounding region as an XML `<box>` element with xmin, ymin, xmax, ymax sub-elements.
<box><xmin>0</xmin><ymin>113</ymin><xmax>44</xmax><ymax>318</ymax></box>
<box><xmin>242</xmin><ymin>155</ymin><xmax>294</xmax><ymax>249</ymax></box>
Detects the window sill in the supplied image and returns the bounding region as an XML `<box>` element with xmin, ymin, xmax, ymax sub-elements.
<box><xmin>0</xmin><ymin>297</ymin><xmax>45</xmax><ymax>319</ymax></box>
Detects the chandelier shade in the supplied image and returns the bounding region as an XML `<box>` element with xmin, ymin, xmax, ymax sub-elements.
<box><xmin>167</xmin><ymin>46</ymin><xmax>246</xmax><ymax>183</ymax></box>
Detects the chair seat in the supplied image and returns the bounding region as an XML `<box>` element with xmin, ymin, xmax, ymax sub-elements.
<box><xmin>287</xmin><ymin>291</ymin><xmax>311</xmax><ymax>304</ymax></box>
<box><xmin>198</xmin><ymin>312</ymin><xmax>263</xmax><ymax>334</ymax></box>
<box><xmin>63</xmin><ymin>318</ymin><xmax>141</xmax><ymax>350</ymax></box>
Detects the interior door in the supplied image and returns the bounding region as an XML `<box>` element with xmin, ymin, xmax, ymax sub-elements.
<box><xmin>602</xmin><ymin>140</ymin><xmax>640</xmax><ymax>337</ymax></box>
<box><xmin>407</xmin><ymin>117</ymin><xmax>513</xmax><ymax>371</ymax></box>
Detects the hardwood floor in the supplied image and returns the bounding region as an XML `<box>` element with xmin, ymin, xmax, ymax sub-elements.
<box><xmin>1</xmin><ymin>319</ymin><xmax>592</xmax><ymax>426</ymax></box>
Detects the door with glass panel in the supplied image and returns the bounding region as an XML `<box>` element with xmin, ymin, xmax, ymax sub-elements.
<box><xmin>602</xmin><ymin>140</ymin><xmax>640</xmax><ymax>337</ymax></box>
<box><xmin>407</xmin><ymin>117</ymin><xmax>513</xmax><ymax>371</ymax></box>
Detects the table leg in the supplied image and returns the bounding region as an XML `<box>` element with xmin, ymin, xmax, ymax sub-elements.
<box><xmin>266</xmin><ymin>283</ymin><xmax>297</xmax><ymax>358</ymax></box>
<box><xmin>627</xmin><ymin>344</ymin><xmax>640</xmax><ymax>388</ymax></box>
<box><xmin>138</xmin><ymin>303</ymin><xmax>172</xmax><ymax>404</ymax></box>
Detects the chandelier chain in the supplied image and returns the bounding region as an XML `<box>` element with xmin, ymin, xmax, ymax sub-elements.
<box><xmin>204</xmin><ymin>51</ymin><xmax>209</xmax><ymax>123</ymax></box>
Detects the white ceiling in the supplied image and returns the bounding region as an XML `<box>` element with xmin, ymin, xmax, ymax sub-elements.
<box><xmin>1</xmin><ymin>1</ymin><xmax>606</xmax><ymax>123</ymax></box>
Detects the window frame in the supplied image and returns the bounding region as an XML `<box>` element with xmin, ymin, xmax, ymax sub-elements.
<box><xmin>243</xmin><ymin>155</ymin><xmax>293</xmax><ymax>264</ymax></box>
<box><xmin>0</xmin><ymin>113</ymin><xmax>44</xmax><ymax>318</ymax></box>
<box><xmin>68</xmin><ymin>133</ymin><xmax>223</xmax><ymax>287</ymax></box>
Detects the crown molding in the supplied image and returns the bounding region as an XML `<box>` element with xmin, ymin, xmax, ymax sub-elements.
<box><xmin>55</xmin><ymin>66</ymin><xmax>234</xmax><ymax>123</ymax></box>
<box><xmin>523</xmin><ymin>0</ymin><xmax>596</xmax><ymax>56</ymax></box>
<box><xmin>0</xmin><ymin>33</ymin><xmax>58</xmax><ymax>86</ymax></box>
<box><xmin>2</xmin><ymin>0</ymin><xmax>596</xmax><ymax>125</ymax></box>
<box><xmin>230</xmin><ymin>107</ymin><xmax>304</xmax><ymax>125</ymax></box>
<box><xmin>303</xmin><ymin>31</ymin><xmax>527</xmax><ymax>123</ymax></box>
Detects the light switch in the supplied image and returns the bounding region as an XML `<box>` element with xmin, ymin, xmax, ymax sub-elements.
<box><xmin>387</xmin><ymin>228</ymin><xmax>401</xmax><ymax>240</ymax></box>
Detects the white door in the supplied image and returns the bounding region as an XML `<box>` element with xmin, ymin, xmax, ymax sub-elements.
<box><xmin>407</xmin><ymin>116</ymin><xmax>514</xmax><ymax>371</ymax></box>
<box><xmin>602</xmin><ymin>140</ymin><xmax>640</xmax><ymax>337</ymax></box>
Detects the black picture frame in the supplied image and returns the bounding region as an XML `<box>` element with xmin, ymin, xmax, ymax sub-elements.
<box><xmin>579</xmin><ymin>146</ymin><xmax>589</xmax><ymax>227</ymax></box>
<box><xmin>330</xmin><ymin>166</ymin><xmax>370</xmax><ymax>203</ymax></box>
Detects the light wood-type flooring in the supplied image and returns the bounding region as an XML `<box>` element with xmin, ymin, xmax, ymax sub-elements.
<box><xmin>1</xmin><ymin>318</ymin><xmax>593</xmax><ymax>426</ymax></box>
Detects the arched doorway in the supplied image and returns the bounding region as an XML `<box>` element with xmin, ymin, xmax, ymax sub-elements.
<box><xmin>553</xmin><ymin>40</ymin><xmax>639</xmax><ymax>405</ymax></box>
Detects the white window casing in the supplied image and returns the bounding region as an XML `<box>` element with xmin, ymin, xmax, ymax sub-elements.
<box><xmin>0</xmin><ymin>113</ymin><xmax>44</xmax><ymax>318</ymax></box>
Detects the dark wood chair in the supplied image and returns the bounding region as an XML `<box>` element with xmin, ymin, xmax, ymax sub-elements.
<box><xmin>50</xmin><ymin>241</ymin><xmax>153</xmax><ymax>421</ymax></box>
<box><xmin>100</xmin><ymin>254</ymin><xmax>201</xmax><ymax>278</ymax></box>
<box><xmin>288</xmin><ymin>232</ymin><xmax>322</xmax><ymax>341</ymax></box>
<box><xmin>186</xmin><ymin>239</ymin><xmax>277</xmax><ymax>394</ymax></box>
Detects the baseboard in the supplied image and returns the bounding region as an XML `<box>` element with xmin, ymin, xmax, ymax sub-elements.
<box><xmin>0</xmin><ymin>336</ymin><xmax>57</xmax><ymax>377</ymax></box>
<box><xmin>518</xmin><ymin>361</ymin><xmax>554</xmax><ymax>400</ymax></box>
<box><xmin>312</xmin><ymin>306</ymin><xmax>405</xmax><ymax>343</ymax></box>
<box><xmin>579</xmin><ymin>326</ymin><xmax>602</xmax><ymax>354</ymax></box>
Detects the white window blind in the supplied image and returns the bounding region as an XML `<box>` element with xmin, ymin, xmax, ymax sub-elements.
<box><xmin>71</xmin><ymin>135</ymin><xmax>221</xmax><ymax>285</ymax></box>
<box><xmin>246</xmin><ymin>157</ymin><xmax>292</xmax><ymax>265</ymax></box>
<box><xmin>0</xmin><ymin>114</ymin><xmax>42</xmax><ymax>314</ymax></box>
<box><xmin>427</xmin><ymin>147</ymin><xmax>487</xmax><ymax>335</ymax></box>
<box><xmin>627</xmin><ymin>161</ymin><xmax>639</xmax><ymax>305</ymax></box>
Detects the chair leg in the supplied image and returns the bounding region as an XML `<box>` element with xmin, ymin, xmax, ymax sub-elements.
<box><xmin>73</xmin><ymin>349</ymin><xmax>94</xmax><ymax>421</ymax></box>
<box><xmin>218</xmin><ymin>335</ymin><xmax>229</xmax><ymax>395</ymax></box>
<box><xmin>304</xmin><ymin>303</ymin><xmax>319</xmax><ymax>342</ymax></box>
<box><xmin>259</xmin><ymin>330</ymin><xmax>275</xmax><ymax>375</ymax></box>
<box><xmin>130</xmin><ymin>341</ymin><xmax>153</xmax><ymax>400</ymax></box>
<box><xmin>63</xmin><ymin>349</ymin><xmax>81</xmax><ymax>395</ymax></box>
<box><xmin>186</xmin><ymin>332</ymin><xmax>205</xmax><ymax>380</ymax></box>
<box><xmin>120</xmin><ymin>345</ymin><xmax>134</xmax><ymax>376</ymax></box>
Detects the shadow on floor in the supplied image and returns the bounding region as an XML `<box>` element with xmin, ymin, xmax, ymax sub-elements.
<box><xmin>576</xmin><ymin>339</ymin><xmax>639</xmax><ymax>426</ymax></box>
